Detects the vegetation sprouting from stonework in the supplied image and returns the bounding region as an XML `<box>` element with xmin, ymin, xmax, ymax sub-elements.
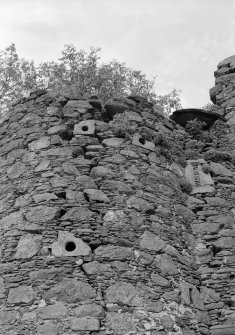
<box><xmin>0</xmin><ymin>43</ymin><xmax>181</xmax><ymax>115</ymax></box>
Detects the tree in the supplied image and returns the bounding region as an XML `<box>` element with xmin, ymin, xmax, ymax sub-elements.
<box><xmin>155</xmin><ymin>89</ymin><xmax>182</xmax><ymax>115</ymax></box>
<box><xmin>0</xmin><ymin>43</ymin><xmax>37</xmax><ymax>113</ymax></box>
<box><xmin>201</xmin><ymin>102</ymin><xmax>214</xmax><ymax>111</ymax></box>
<box><xmin>0</xmin><ymin>43</ymin><xmax>182</xmax><ymax>116</ymax></box>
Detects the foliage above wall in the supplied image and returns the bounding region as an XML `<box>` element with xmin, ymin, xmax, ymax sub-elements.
<box><xmin>0</xmin><ymin>43</ymin><xmax>181</xmax><ymax>115</ymax></box>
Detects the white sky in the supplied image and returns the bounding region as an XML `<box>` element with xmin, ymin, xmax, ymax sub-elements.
<box><xmin>0</xmin><ymin>0</ymin><xmax>235</xmax><ymax>107</ymax></box>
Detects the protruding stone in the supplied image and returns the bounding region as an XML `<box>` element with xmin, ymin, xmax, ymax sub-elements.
<box><xmin>51</xmin><ymin>231</ymin><xmax>91</xmax><ymax>257</ymax></box>
<box><xmin>74</xmin><ymin>120</ymin><xmax>95</xmax><ymax>135</ymax></box>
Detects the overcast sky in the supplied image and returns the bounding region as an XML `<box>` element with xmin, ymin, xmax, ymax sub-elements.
<box><xmin>0</xmin><ymin>0</ymin><xmax>235</xmax><ymax>107</ymax></box>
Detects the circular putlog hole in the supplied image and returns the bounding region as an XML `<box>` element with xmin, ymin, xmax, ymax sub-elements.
<box><xmin>65</xmin><ymin>241</ymin><xmax>76</xmax><ymax>252</ymax></box>
<box><xmin>139</xmin><ymin>137</ymin><xmax>146</xmax><ymax>145</ymax></box>
<box><xmin>82</xmin><ymin>125</ymin><xmax>89</xmax><ymax>131</ymax></box>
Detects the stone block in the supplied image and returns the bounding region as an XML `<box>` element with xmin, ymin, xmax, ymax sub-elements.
<box><xmin>28</xmin><ymin>137</ymin><xmax>50</xmax><ymax>151</ymax></box>
<box><xmin>43</xmin><ymin>279</ymin><xmax>96</xmax><ymax>303</ymax></box>
<box><xmin>106</xmin><ymin>312</ymin><xmax>136</xmax><ymax>334</ymax></box>
<box><xmin>70</xmin><ymin>317</ymin><xmax>100</xmax><ymax>330</ymax></box>
<box><xmin>51</xmin><ymin>231</ymin><xmax>91</xmax><ymax>257</ymax></box>
<box><xmin>211</xmin><ymin>324</ymin><xmax>235</xmax><ymax>335</ymax></box>
<box><xmin>74</xmin><ymin>120</ymin><xmax>95</xmax><ymax>135</ymax></box>
<box><xmin>154</xmin><ymin>253</ymin><xmax>178</xmax><ymax>276</ymax></box>
<box><xmin>94</xmin><ymin>245</ymin><xmax>133</xmax><ymax>261</ymax></box>
<box><xmin>102</xmin><ymin>137</ymin><xmax>125</xmax><ymax>147</ymax></box>
<box><xmin>105</xmin><ymin>282</ymin><xmax>143</xmax><ymax>306</ymax></box>
<box><xmin>37</xmin><ymin>303</ymin><xmax>68</xmax><ymax>319</ymax></box>
<box><xmin>151</xmin><ymin>273</ymin><xmax>171</xmax><ymax>287</ymax></box>
<box><xmin>0</xmin><ymin>310</ymin><xmax>20</xmax><ymax>323</ymax></box>
<box><xmin>7</xmin><ymin>285</ymin><xmax>35</xmax><ymax>304</ymax></box>
<box><xmin>82</xmin><ymin>261</ymin><xmax>111</xmax><ymax>275</ymax></box>
<box><xmin>76</xmin><ymin>175</ymin><xmax>97</xmax><ymax>190</ymax></box>
<box><xmin>25</xmin><ymin>206</ymin><xmax>60</xmax><ymax>222</ymax></box>
<box><xmin>83</xmin><ymin>188</ymin><xmax>110</xmax><ymax>203</ymax></box>
<box><xmin>74</xmin><ymin>303</ymin><xmax>104</xmax><ymax>317</ymax></box>
<box><xmin>140</xmin><ymin>231</ymin><xmax>166</xmax><ymax>252</ymax></box>
<box><xmin>7</xmin><ymin>162</ymin><xmax>26</xmax><ymax>179</ymax></box>
<box><xmin>132</xmin><ymin>133</ymin><xmax>155</xmax><ymax>151</ymax></box>
<box><xmin>210</xmin><ymin>162</ymin><xmax>233</xmax><ymax>177</ymax></box>
<box><xmin>15</xmin><ymin>233</ymin><xmax>42</xmax><ymax>259</ymax></box>
<box><xmin>37</xmin><ymin>322</ymin><xmax>58</xmax><ymax>335</ymax></box>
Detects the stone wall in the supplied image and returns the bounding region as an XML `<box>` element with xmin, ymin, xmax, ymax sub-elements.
<box><xmin>0</xmin><ymin>54</ymin><xmax>235</xmax><ymax>335</ymax></box>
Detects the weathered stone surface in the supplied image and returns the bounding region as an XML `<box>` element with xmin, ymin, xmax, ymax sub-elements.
<box><xmin>0</xmin><ymin>211</ymin><xmax>24</xmax><ymax>229</ymax></box>
<box><xmin>25</xmin><ymin>206</ymin><xmax>60</xmax><ymax>222</ymax></box>
<box><xmin>74</xmin><ymin>304</ymin><xmax>104</xmax><ymax>317</ymax></box>
<box><xmin>160</xmin><ymin>314</ymin><xmax>174</xmax><ymax>331</ymax></box>
<box><xmin>205</xmin><ymin>197</ymin><xmax>232</xmax><ymax>208</ymax></box>
<box><xmin>61</xmin><ymin>207</ymin><xmax>93</xmax><ymax>221</ymax></box>
<box><xmin>37</xmin><ymin>322</ymin><xmax>58</xmax><ymax>335</ymax></box>
<box><xmin>140</xmin><ymin>231</ymin><xmax>166</xmax><ymax>252</ymax></box>
<box><xmin>154</xmin><ymin>254</ymin><xmax>178</xmax><ymax>276</ymax></box>
<box><xmin>28</xmin><ymin>137</ymin><xmax>50</xmax><ymax>151</ymax></box>
<box><xmin>210</xmin><ymin>162</ymin><xmax>233</xmax><ymax>176</ymax></box>
<box><xmin>76</xmin><ymin>175</ymin><xmax>97</xmax><ymax>190</ymax></box>
<box><xmin>191</xmin><ymin>286</ymin><xmax>205</xmax><ymax>310</ymax></box>
<box><xmin>106</xmin><ymin>312</ymin><xmax>136</xmax><ymax>333</ymax></box>
<box><xmin>37</xmin><ymin>303</ymin><xmax>68</xmax><ymax>319</ymax></box>
<box><xmin>192</xmin><ymin>221</ymin><xmax>221</xmax><ymax>234</ymax></box>
<box><xmin>94</xmin><ymin>245</ymin><xmax>133</xmax><ymax>261</ymax></box>
<box><xmin>0</xmin><ymin>310</ymin><xmax>20</xmax><ymax>323</ymax></box>
<box><xmin>151</xmin><ymin>272</ymin><xmax>171</xmax><ymax>287</ymax></box>
<box><xmin>7</xmin><ymin>285</ymin><xmax>35</xmax><ymax>304</ymax></box>
<box><xmin>70</xmin><ymin>317</ymin><xmax>100</xmax><ymax>330</ymax></box>
<box><xmin>191</xmin><ymin>185</ymin><xmax>215</xmax><ymax>194</ymax></box>
<box><xmin>32</xmin><ymin>193</ymin><xmax>58</xmax><ymax>203</ymax></box>
<box><xmin>43</xmin><ymin>279</ymin><xmax>96</xmax><ymax>302</ymax></box>
<box><xmin>82</xmin><ymin>261</ymin><xmax>111</xmax><ymax>275</ymax></box>
<box><xmin>127</xmin><ymin>196</ymin><xmax>154</xmax><ymax>212</ymax></box>
<box><xmin>211</xmin><ymin>324</ymin><xmax>235</xmax><ymax>335</ymax></box>
<box><xmin>102</xmin><ymin>137</ymin><xmax>125</xmax><ymax>147</ymax></box>
<box><xmin>74</xmin><ymin>120</ymin><xmax>95</xmax><ymax>135</ymax></box>
<box><xmin>105</xmin><ymin>282</ymin><xmax>143</xmax><ymax>306</ymax></box>
<box><xmin>84</xmin><ymin>188</ymin><xmax>110</xmax><ymax>202</ymax></box>
<box><xmin>7</xmin><ymin>162</ymin><xmax>26</xmax><ymax>179</ymax></box>
<box><xmin>52</xmin><ymin>231</ymin><xmax>91</xmax><ymax>257</ymax></box>
<box><xmin>14</xmin><ymin>233</ymin><xmax>42</xmax><ymax>259</ymax></box>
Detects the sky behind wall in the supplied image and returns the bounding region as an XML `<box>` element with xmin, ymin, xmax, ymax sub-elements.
<box><xmin>0</xmin><ymin>0</ymin><xmax>235</xmax><ymax>107</ymax></box>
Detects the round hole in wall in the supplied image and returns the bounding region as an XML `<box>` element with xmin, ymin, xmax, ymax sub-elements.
<box><xmin>65</xmin><ymin>241</ymin><xmax>76</xmax><ymax>252</ymax></box>
<box><xmin>82</xmin><ymin>125</ymin><xmax>89</xmax><ymax>131</ymax></box>
<box><xmin>139</xmin><ymin>137</ymin><xmax>146</xmax><ymax>145</ymax></box>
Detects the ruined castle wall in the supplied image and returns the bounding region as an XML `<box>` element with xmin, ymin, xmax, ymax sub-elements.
<box><xmin>187</xmin><ymin>56</ymin><xmax>235</xmax><ymax>335</ymax></box>
<box><xmin>0</xmin><ymin>87</ymin><xmax>210</xmax><ymax>335</ymax></box>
